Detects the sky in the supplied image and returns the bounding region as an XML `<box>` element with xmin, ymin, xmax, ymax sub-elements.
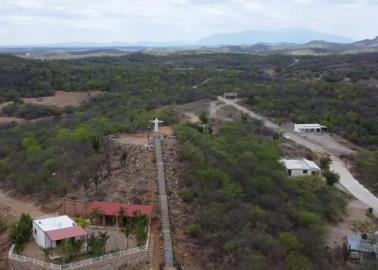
<box><xmin>0</xmin><ymin>0</ymin><xmax>377</xmax><ymax>45</ymax></box>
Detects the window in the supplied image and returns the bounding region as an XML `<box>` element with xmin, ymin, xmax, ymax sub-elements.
<box><xmin>303</xmin><ymin>170</ymin><xmax>308</xmax><ymax>174</ymax></box>
<box><xmin>288</xmin><ymin>169</ymin><xmax>292</xmax><ymax>176</ymax></box>
<box><xmin>34</xmin><ymin>229</ymin><xmax>37</xmax><ymax>235</ymax></box>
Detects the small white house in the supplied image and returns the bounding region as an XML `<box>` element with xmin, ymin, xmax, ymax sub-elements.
<box><xmin>33</xmin><ymin>215</ymin><xmax>87</xmax><ymax>249</ymax></box>
<box><xmin>281</xmin><ymin>159</ymin><xmax>321</xmax><ymax>177</ymax></box>
<box><xmin>294</xmin><ymin>124</ymin><xmax>327</xmax><ymax>134</ymax></box>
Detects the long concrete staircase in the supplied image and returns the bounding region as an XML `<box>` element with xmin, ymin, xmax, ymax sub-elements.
<box><xmin>153</xmin><ymin>133</ymin><xmax>175</xmax><ymax>268</ymax></box>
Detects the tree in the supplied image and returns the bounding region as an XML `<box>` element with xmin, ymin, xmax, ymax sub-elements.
<box><xmin>43</xmin><ymin>248</ymin><xmax>50</xmax><ymax>260</ymax></box>
<box><xmin>91</xmin><ymin>136</ymin><xmax>100</xmax><ymax>152</ymax></box>
<box><xmin>286</xmin><ymin>251</ymin><xmax>312</xmax><ymax>270</ymax></box>
<box><xmin>98</xmin><ymin>231</ymin><xmax>110</xmax><ymax>254</ymax></box>
<box><xmin>323</xmin><ymin>170</ymin><xmax>340</xmax><ymax>186</ymax></box>
<box><xmin>90</xmin><ymin>207</ymin><xmax>104</xmax><ymax>226</ymax></box>
<box><xmin>8</xmin><ymin>213</ymin><xmax>33</xmax><ymax>253</ymax></box>
<box><xmin>241</xmin><ymin>113</ymin><xmax>248</xmax><ymax>123</ymax></box>
<box><xmin>75</xmin><ymin>216</ymin><xmax>90</xmax><ymax>228</ymax></box>
<box><xmin>198</xmin><ymin>111</ymin><xmax>209</xmax><ymax>124</ymax></box>
<box><xmin>319</xmin><ymin>156</ymin><xmax>332</xmax><ymax>171</ymax></box>
<box><xmin>58</xmin><ymin>239</ymin><xmax>81</xmax><ymax>263</ymax></box>
<box><xmin>118</xmin><ymin>207</ymin><xmax>126</xmax><ymax>228</ymax></box>
<box><xmin>124</xmin><ymin>223</ymin><xmax>133</xmax><ymax>248</ymax></box>
<box><xmin>135</xmin><ymin>222</ymin><xmax>147</xmax><ymax>245</ymax></box>
<box><xmin>87</xmin><ymin>231</ymin><xmax>109</xmax><ymax>256</ymax></box>
<box><xmin>186</xmin><ymin>224</ymin><xmax>201</xmax><ymax>238</ymax></box>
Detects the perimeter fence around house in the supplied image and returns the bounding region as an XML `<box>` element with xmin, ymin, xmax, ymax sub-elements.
<box><xmin>8</xmin><ymin>232</ymin><xmax>152</xmax><ymax>270</ymax></box>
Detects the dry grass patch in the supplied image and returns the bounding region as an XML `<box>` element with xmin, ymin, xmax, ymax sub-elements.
<box><xmin>22</xmin><ymin>90</ymin><xmax>103</xmax><ymax>108</ymax></box>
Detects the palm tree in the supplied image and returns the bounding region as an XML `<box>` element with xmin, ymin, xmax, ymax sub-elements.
<box><xmin>75</xmin><ymin>216</ymin><xmax>90</xmax><ymax>228</ymax></box>
<box><xmin>123</xmin><ymin>223</ymin><xmax>133</xmax><ymax>248</ymax></box>
<box><xmin>118</xmin><ymin>207</ymin><xmax>126</xmax><ymax>228</ymax></box>
<box><xmin>98</xmin><ymin>231</ymin><xmax>110</xmax><ymax>254</ymax></box>
<box><xmin>90</xmin><ymin>207</ymin><xmax>104</xmax><ymax>226</ymax></box>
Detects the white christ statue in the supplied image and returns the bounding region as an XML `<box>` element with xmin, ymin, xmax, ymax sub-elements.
<box><xmin>150</xmin><ymin>118</ymin><xmax>164</xmax><ymax>132</ymax></box>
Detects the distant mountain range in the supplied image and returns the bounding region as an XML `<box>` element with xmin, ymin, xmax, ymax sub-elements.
<box><xmin>0</xmin><ymin>29</ymin><xmax>355</xmax><ymax>48</ymax></box>
<box><xmin>196</xmin><ymin>29</ymin><xmax>354</xmax><ymax>45</ymax></box>
<box><xmin>208</xmin><ymin>36</ymin><xmax>378</xmax><ymax>55</ymax></box>
<box><xmin>1</xmin><ymin>29</ymin><xmax>377</xmax><ymax>57</ymax></box>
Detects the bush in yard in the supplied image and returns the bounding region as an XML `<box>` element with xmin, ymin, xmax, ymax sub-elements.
<box><xmin>135</xmin><ymin>222</ymin><xmax>147</xmax><ymax>245</ymax></box>
<box><xmin>8</xmin><ymin>213</ymin><xmax>33</xmax><ymax>253</ymax></box>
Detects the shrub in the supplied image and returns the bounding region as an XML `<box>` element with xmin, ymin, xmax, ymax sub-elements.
<box><xmin>181</xmin><ymin>187</ymin><xmax>194</xmax><ymax>202</ymax></box>
<box><xmin>323</xmin><ymin>170</ymin><xmax>340</xmax><ymax>186</ymax></box>
<box><xmin>8</xmin><ymin>213</ymin><xmax>33</xmax><ymax>253</ymax></box>
<box><xmin>187</xmin><ymin>223</ymin><xmax>201</xmax><ymax>238</ymax></box>
<box><xmin>319</xmin><ymin>156</ymin><xmax>332</xmax><ymax>171</ymax></box>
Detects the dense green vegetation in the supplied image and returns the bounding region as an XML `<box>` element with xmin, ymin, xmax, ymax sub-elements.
<box><xmin>177</xmin><ymin>121</ymin><xmax>346</xmax><ymax>270</ymax></box>
<box><xmin>0</xmin><ymin>51</ymin><xmax>377</xmax><ymax>197</ymax></box>
<box><xmin>9</xmin><ymin>213</ymin><xmax>33</xmax><ymax>253</ymax></box>
<box><xmin>356</xmin><ymin>151</ymin><xmax>378</xmax><ymax>194</ymax></box>
<box><xmin>0</xmin><ymin>92</ymin><xmax>179</xmax><ymax>196</ymax></box>
<box><xmin>1</xmin><ymin>102</ymin><xmax>61</xmax><ymax>119</ymax></box>
<box><xmin>0</xmin><ymin>47</ymin><xmax>377</xmax><ymax>269</ymax></box>
<box><xmin>243</xmin><ymin>81</ymin><xmax>378</xmax><ymax>148</ymax></box>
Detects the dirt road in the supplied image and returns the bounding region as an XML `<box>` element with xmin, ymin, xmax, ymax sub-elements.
<box><xmin>0</xmin><ymin>190</ymin><xmax>45</xmax><ymax>218</ymax></box>
<box><xmin>216</xmin><ymin>96</ymin><xmax>378</xmax><ymax>214</ymax></box>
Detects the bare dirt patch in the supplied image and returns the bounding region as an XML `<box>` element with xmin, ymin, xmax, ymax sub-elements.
<box><xmin>0</xmin><ymin>190</ymin><xmax>45</xmax><ymax>218</ymax></box>
<box><xmin>0</xmin><ymin>116</ymin><xmax>27</xmax><ymax>125</ymax></box>
<box><xmin>0</xmin><ymin>102</ymin><xmax>13</xmax><ymax>111</ymax></box>
<box><xmin>183</xmin><ymin>112</ymin><xmax>199</xmax><ymax>123</ymax></box>
<box><xmin>22</xmin><ymin>90</ymin><xmax>103</xmax><ymax>108</ymax></box>
<box><xmin>111</xmin><ymin>133</ymin><xmax>149</xmax><ymax>146</ymax></box>
<box><xmin>280</xmin><ymin>138</ymin><xmax>312</xmax><ymax>159</ymax></box>
<box><xmin>327</xmin><ymin>199</ymin><xmax>377</xmax><ymax>249</ymax></box>
<box><xmin>67</xmin><ymin>133</ymin><xmax>158</xmax><ymax>206</ymax></box>
<box><xmin>176</xmin><ymin>99</ymin><xmax>211</xmax><ymax>115</ymax></box>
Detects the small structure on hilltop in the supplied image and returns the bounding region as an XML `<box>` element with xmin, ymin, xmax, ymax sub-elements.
<box><xmin>33</xmin><ymin>215</ymin><xmax>87</xmax><ymax>249</ymax></box>
<box><xmin>345</xmin><ymin>232</ymin><xmax>378</xmax><ymax>263</ymax></box>
<box><xmin>88</xmin><ymin>201</ymin><xmax>153</xmax><ymax>227</ymax></box>
<box><xmin>281</xmin><ymin>159</ymin><xmax>321</xmax><ymax>177</ymax></box>
<box><xmin>294</xmin><ymin>123</ymin><xmax>327</xmax><ymax>134</ymax></box>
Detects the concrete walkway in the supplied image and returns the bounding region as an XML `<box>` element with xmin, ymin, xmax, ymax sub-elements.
<box><xmin>216</xmin><ymin>96</ymin><xmax>378</xmax><ymax>215</ymax></box>
<box><xmin>153</xmin><ymin>132</ymin><xmax>174</xmax><ymax>267</ymax></box>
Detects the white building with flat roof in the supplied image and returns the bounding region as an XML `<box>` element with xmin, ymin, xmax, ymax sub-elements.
<box><xmin>33</xmin><ymin>215</ymin><xmax>87</xmax><ymax>249</ymax></box>
<box><xmin>294</xmin><ymin>124</ymin><xmax>327</xmax><ymax>134</ymax></box>
<box><xmin>281</xmin><ymin>159</ymin><xmax>321</xmax><ymax>177</ymax></box>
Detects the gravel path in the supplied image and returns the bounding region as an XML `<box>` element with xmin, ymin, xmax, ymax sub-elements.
<box><xmin>216</xmin><ymin>96</ymin><xmax>378</xmax><ymax>215</ymax></box>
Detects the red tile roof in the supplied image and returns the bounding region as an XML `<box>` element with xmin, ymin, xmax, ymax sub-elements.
<box><xmin>89</xmin><ymin>201</ymin><xmax>153</xmax><ymax>218</ymax></box>
<box><xmin>46</xmin><ymin>226</ymin><xmax>87</xmax><ymax>241</ymax></box>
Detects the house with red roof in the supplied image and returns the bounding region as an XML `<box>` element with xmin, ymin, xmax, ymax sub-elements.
<box><xmin>88</xmin><ymin>201</ymin><xmax>153</xmax><ymax>227</ymax></box>
<box><xmin>33</xmin><ymin>215</ymin><xmax>87</xmax><ymax>251</ymax></box>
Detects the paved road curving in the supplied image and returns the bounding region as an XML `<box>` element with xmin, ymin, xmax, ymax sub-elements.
<box><xmin>216</xmin><ymin>96</ymin><xmax>378</xmax><ymax>215</ymax></box>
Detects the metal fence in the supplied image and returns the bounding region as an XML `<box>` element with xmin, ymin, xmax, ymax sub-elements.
<box><xmin>9</xmin><ymin>243</ymin><xmax>148</xmax><ymax>270</ymax></box>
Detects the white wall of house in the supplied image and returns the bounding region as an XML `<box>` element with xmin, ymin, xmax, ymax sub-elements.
<box><xmin>287</xmin><ymin>168</ymin><xmax>320</xmax><ymax>177</ymax></box>
<box><xmin>33</xmin><ymin>222</ymin><xmax>50</xmax><ymax>248</ymax></box>
<box><xmin>294</xmin><ymin>124</ymin><xmax>327</xmax><ymax>134</ymax></box>
<box><xmin>283</xmin><ymin>159</ymin><xmax>321</xmax><ymax>177</ymax></box>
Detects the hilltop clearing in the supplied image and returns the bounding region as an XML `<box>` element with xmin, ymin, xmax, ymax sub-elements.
<box><xmin>21</xmin><ymin>90</ymin><xmax>103</xmax><ymax>108</ymax></box>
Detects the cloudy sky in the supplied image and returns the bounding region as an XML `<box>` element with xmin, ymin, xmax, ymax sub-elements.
<box><xmin>0</xmin><ymin>0</ymin><xmax>377</xmax><ymax>45</ymax></box>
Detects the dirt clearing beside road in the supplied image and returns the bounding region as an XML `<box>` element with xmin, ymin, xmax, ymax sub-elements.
<box><xmin>327</xmin><ymin>199</ymin><xmax>377</xmax><ymax>249</ymax></box>
<box><xmin>22</xmin><ymin>90</ymin><xmax>103</xmax><ymax>108</ymax></box>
